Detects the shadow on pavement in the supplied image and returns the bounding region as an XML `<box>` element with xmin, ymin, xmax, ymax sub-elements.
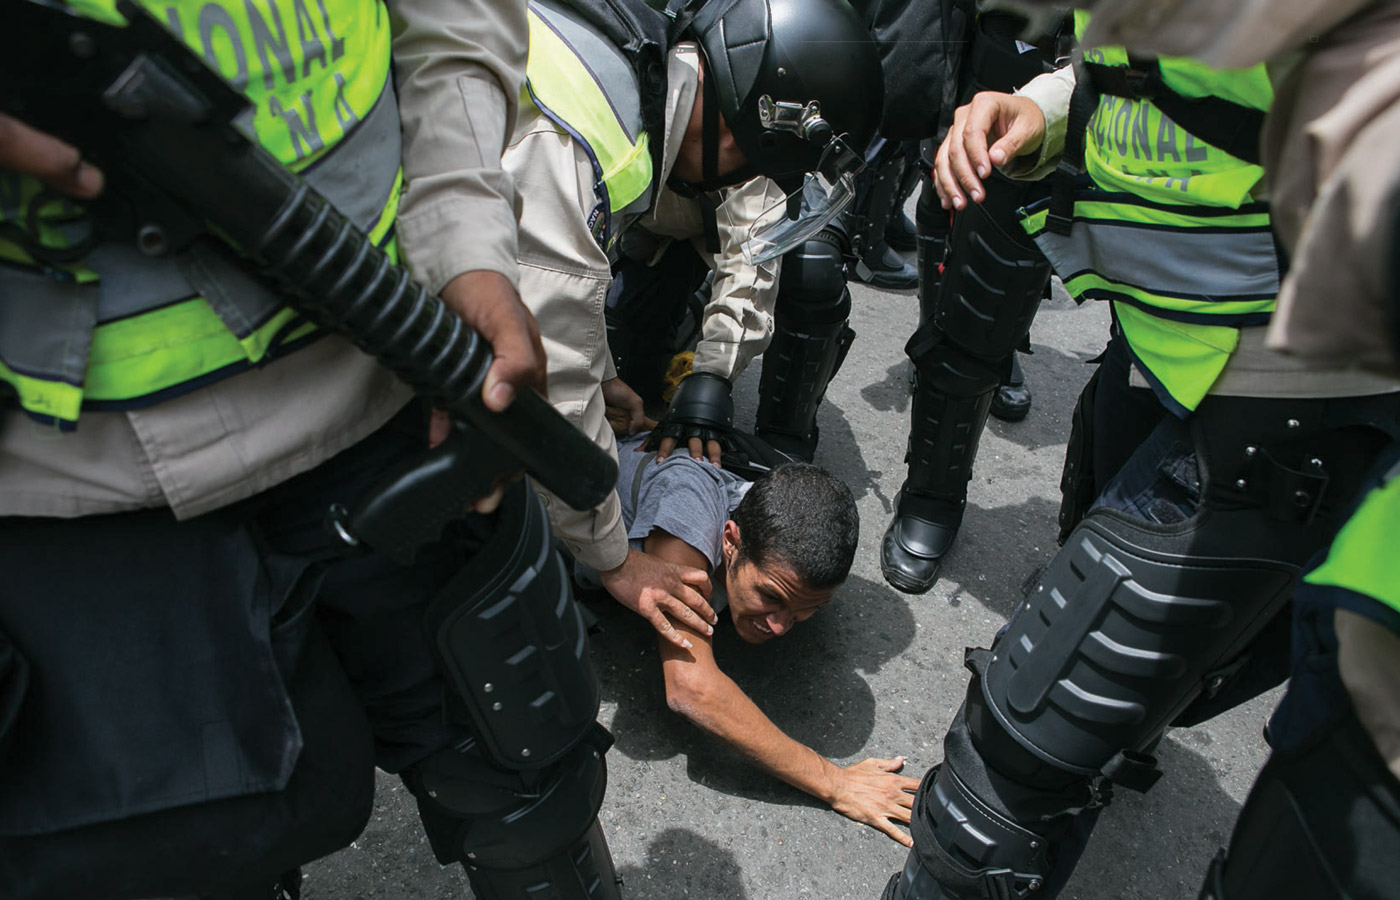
<box><xmin>1064</xmin><ymin>735</ymin><xmax>1247</xmax><ymax>900</ymax></box>
<box><xmin>592</xmin><ymin>572</ymin><xmax>917</xmax><ymax>807</ymax></box>
<box><xmin>616</xmin><ymin>827</ymin><xmax>750</xmax><ymax>900</ymax></box>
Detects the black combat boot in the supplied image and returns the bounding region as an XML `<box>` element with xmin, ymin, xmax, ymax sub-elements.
<box><xmin>991</xmin><ymin>353</ymin><xmax>1032</xmax><ymax>422</ymax></box>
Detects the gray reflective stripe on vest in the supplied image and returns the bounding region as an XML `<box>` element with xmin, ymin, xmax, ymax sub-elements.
<box><xmin>0</xmin><ymin>269</ymin><xmax>97</xmax><ymax>385</ymax></box>
<box><xmin>529</xmin><ymin>0</ymin><xmax>653</xmax><ymax>219</ymax></box>
<box><xmin>1033</xmin><ymin>220</ymin><xmax>1280</xmax><ymax>301</ymax></box>
<box><xmin>0</xmin><ymin>79</ymin><xmax>401</xmax><ymax>384</ymax></box>
<box><xmin>532</xmin><ymin>0</ymin><xmax>645</xmax><ymax>145</ymax></box>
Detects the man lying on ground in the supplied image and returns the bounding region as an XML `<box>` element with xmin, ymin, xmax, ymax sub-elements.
<box><xmin>606</xmin><ymin>433</ymin><xmax>920</xmax><ymax>845</ymax></box>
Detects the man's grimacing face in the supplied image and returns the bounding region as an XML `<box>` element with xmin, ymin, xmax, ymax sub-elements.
<box><xmin>720</xmin><ymin>520</ymin><xmax>833</xmax><ymax>645</ymax></box>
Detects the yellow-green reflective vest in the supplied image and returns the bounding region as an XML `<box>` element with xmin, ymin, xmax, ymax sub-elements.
<box><xmin>1304</xmin><ymin>463</ymin><xmax>1400</xmax><ymax>617</ymax></box>
<box><xmin>1021</xmin><ymin>11</ymin><xmax>1276</xmax><ymax>416</ymax></box>
<box><xmin>524</xmin><ymin>0</ymin><xmax>654</xmax><ymax>250</ymax></box>
<box><xmin>0</xmin><ymin>0</ymin><xmax>400</xmax><ymax>427</ymax></box>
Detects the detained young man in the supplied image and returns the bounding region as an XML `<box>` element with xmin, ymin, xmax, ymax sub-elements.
<box><xmin>598</xmin><ymin>433</ymin><xmax>920</xmax><ymax>846</ymax></box>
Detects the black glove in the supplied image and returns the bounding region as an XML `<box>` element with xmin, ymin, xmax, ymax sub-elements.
<box><xmin>644</xmin><ymin>371</ymin><xmax>734</xmax><ymax>452</ymax></box>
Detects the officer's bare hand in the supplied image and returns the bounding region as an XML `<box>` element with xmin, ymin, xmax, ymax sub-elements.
<box><xmin>602</xmin><ymin>376</ymin><xmax>655</xmax><ymax>436</ymax></box>
<box><xmin>934</xmin><ymin>92</ymin><xmax>1046</xmax><ymax>210</ymax></box>
<box><xmin>824</xmin><ymin>756</ymin><xmax>920</xmax><ymax>847</ymax></box>
<box><xmin>435</xmin><ymin>270</ymin><xmax>546</xmax><ymax>512</ymax></box>
<box><xmin>655</xmin><ymin>435</ymin><xmax>723</xmax><ymax>467</ymax></box>
<box><xmin>600</xmin><ymin>547</ymin><xmax>717</xmax><ymax>650</ymax></box>
<box><xmin>0</xmin><ymin>113</ymin><xmax>104</xmax><ymax>198</ymax></box>
<box><xmin>439</xmin><ymin>269</ymin><xmax>546</xmax><ymax>413</ymax></box>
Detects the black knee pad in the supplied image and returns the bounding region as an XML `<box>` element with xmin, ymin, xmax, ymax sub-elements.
<box><xmin>425</xmin><ymin>480</ymin><xmax>599</xmax><ymax>771</ymax></box>
<box><xmin>756</xmin><ymin>230</ymin><xmax>855</xmax><ymax>450</ymax></box>
<box><xmin>983</xmin><ymin>507</ymin><xmax>1300</xmax><ymax>780</ymax></box>
<box><xmin>929</xmin><ymin>186</ymin><xmax>1049</xmax><ymax>362</ymax></box>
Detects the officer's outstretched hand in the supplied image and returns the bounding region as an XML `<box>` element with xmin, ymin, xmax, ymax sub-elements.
<box><xmin>600</xmin><ymin>547</ymin><xmax>717</xmax><ymax>651</ymax></box>
<box><xmin>934</xmin><ymin>91</ymin><xmax>1046</xmax><ymax>211</ymax></box>
<box><xmin>0</xmin><ymin>113</ymin><xmax>104</xmax><ymax>198</ymax></box>
<box><xmin>825</xmin><ymin>756</ymin><xmax>921</xmax><ymax>847</ymax></box>
<box><xmin>435</xmin><ymin>270</ymin><xmax>547</xmax><ymax>512</ymax></box>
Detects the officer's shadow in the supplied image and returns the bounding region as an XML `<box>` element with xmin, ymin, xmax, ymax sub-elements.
<box><xmin>614</xmin><ymin>827</ymin><xmax>750</xmax><ymax>900</ymax></box>
<box><xmin>590</xmin><ymin>572</ymin><xmax>915</xmax><ymax>810</ymax></box>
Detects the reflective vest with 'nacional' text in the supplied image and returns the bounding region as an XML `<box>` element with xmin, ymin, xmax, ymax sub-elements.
<box><xmin>1021</xmin><ymin>11</ymin><xmax>1276</xmax><ymax>416</ymax></box>
<box><xmin>0</xmin><ymin>0</ymin><xmax>400</xmax><ymax>427</ymax></box>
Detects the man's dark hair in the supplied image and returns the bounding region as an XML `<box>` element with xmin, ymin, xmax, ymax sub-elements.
<box><xmin>729</xmin><ymin>463</ymin><xmax>859</xmax><ymax>589</ymax></box>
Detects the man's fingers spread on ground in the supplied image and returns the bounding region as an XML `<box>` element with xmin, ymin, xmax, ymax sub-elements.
<box><xmin>880</xmin><ymin>822</ymin><xmax>914</xmax><ymax>848</ymax></box>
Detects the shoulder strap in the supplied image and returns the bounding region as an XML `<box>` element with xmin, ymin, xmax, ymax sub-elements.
<box><xmin>1083</xmin><ymin>57</ymin><xmax>1264</xmax><ymax>165</ymax></box>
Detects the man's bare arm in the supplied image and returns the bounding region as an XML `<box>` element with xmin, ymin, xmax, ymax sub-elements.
<box><xmin>644</xmin><ymin>530</ymin><xmax>920</xmax><ymax>846</ymax></box>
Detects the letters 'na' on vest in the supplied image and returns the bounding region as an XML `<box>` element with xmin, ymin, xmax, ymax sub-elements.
<box><xmin>523</xmin><ymin>0</ymin><xmax>656</xmax><ymax>251</ymax></box>
<box><xmin>0</xmin><ymin>0</ymin><xmax>400</xmax><ymax>428</ymax></box>
<box><xmin>1305</xmin><ymin>461</ymin><xmax>1400</xmax><ymax>619</ymax></box>
<box><xmin>1020</xmin><ymin>11</ymin><xmax>1277</xmax><ymax>416</ymax></box>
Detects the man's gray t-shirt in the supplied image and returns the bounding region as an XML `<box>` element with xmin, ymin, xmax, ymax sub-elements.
<box><xmin>615</xmin><ymin>433</ymin><xmax>751</xmax><ymax>570</ymax></box>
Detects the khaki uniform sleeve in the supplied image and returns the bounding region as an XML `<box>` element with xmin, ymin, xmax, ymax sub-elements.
<box><xmin>390</xmin><ymin>0</ymin><xmax>526</xmax><ymax>293</ymax></box>
<box><xmin>508</xmin><ymin>117</ymin><xmax>631</xmax><ymax>572</ymax></box>
<box><xmin>999</xmin><ymin>65</ymin><xmax>1076</xmax><ymax>183</ymax></box>
<box><xmin>690</xmin><ymin>176</ymin><xmax>786</xmax><ymax>381</ymax></box>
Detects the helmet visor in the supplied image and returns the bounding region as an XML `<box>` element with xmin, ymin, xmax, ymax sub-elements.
<box><xmin>741</xmin><ymin>169</ymin><xmax>855</xmax><ymax>265</ymax></box>
<box><xmin>740</xmin><ymin>136</ymin><xmax>863</xmax><ymax>265</ymax></box>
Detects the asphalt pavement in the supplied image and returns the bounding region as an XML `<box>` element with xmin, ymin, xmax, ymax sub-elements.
<box><xmin>304</xmin><ymin>233</ymin><xmax>1280</xmax><ymax>900</ymax></box>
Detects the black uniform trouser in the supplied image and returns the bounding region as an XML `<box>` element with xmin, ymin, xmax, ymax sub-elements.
<box><xmin>0</xmin><ymin>403</ymin><xmax>467</xmax><ymax>900</ymax></box>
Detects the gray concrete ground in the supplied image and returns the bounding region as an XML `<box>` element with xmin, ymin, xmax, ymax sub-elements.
<box><xmin>305</xmin><ymin>245</ymin><xmax>1279</xmax><ymax>900</ymax></box>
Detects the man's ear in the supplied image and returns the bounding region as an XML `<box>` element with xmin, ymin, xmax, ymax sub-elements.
<box><xmin>722</xmin><ymin>519</ymin><xmax>741</xmax><ymax>562</ymax></box>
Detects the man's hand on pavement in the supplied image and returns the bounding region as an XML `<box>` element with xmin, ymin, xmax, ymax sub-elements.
<box><xmin>934</xmin><ymin>91</ymin><xmax>1047</xmax><ymax>211</ymax></box>
<box><xmin>600</xmin><ymin>547</ymin><xmax>717</xmax><ymax>650</ymax></box>
<box><xmin>824</xmin><ymin>756</ymin><xmax>921</xmax><ymax>847</ymax></box>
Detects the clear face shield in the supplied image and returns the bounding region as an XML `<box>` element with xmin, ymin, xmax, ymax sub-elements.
<box><xmin>740</xmin><ymin>97</ymin><xmax>866</xmax><ymax>266</ymax></box>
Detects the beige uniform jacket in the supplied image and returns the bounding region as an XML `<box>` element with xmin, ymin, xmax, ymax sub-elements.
<box><xmin>506</xmin><ymin>42</ymin><xmax>782</xmax><ymax>572</ymax></box>
<box><xmin>0</xmin><ymin>0</ymin><xmax>527</xmax><ymax>520</ymax></box>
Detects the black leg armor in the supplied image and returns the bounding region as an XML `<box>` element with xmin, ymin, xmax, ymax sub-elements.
<box><xmin>887</xmin><ymin>392</ymin><xmax>1400</xmax><ymax>900</ymax></box>
<box><xmin>848</xmin><ymin>139</ymin><xmax>918</xmax><ymax>289</ymax></box>
<box><xmin>882</xmin><ymin>176</ymin><xmax>1051</xmax><ymax>594</ymax></box>
<box><xmin>754</xmin><ymin>226</ymin><xmax>855</xmax><ymax>462</ymax></box>
<box><xmin>402</xmin><ymin>482</ymin><xmax>623</xmax><ymax>900</ymax></box>
<box><xmin>914</xmin><ymin>159</ymin><xmax>951</xmax><ymax>322</ymax></box>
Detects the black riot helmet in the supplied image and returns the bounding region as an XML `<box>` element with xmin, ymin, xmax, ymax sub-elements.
<box><xmin>688</xmin><ymin>0</ymin><xmax>883</xmax><ymax>262</ymax></box>
<box><xmin>691</xmin><ymin>0</ymin><xmax>881</xmax><ymax>192</ymax></box>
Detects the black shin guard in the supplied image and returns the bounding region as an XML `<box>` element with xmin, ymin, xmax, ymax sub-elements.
<box><xmin>403</xmin><ymin>482</ymin><xmax>623</xmax><ymax>900</ymax></box>
<box><xmin>755</xmin><ymin>229</ymin><xmax>854</xmax><ymax>461</ymax></box>
<box><xmin>883</xmin><ymin>183</ymin><xmax>1049</xmax><ymax>593</ymax></box>
<box><xmin>407</xmin><ymin>729</ymin><xmax>620</xmax><ymax>900</ymax></box>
